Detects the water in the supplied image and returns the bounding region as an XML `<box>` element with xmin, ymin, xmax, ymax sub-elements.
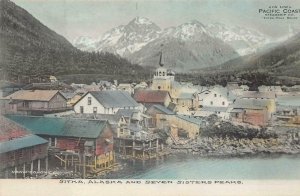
<box><xmin>118</xmin><ymin>154</ymin><xmax>300</xmax><ymax>180</ymax></box>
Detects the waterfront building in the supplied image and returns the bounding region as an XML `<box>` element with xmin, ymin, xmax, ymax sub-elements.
<box><xmin>239</xmin><ymin>91</ymin><xmax>276</xmax><ymax>116</ymax></box>
<box><xmin>0</xmin><ymin>116</ymin><xmax>48</xmax><ymax>178</ymax></box>
<box><xmin>229</xmin><ymin>99</ymin><xmax>269</xmax><ymax>127</ymax></box>
<box><xmin>146</xmin><ymin>104</ymin><xmax>175</xmax><ymax>128</ymax></box>
<box><xmin>7</xmin><ymin>115</ymin><xmax>115</xmax><ymax>176</ymax></box>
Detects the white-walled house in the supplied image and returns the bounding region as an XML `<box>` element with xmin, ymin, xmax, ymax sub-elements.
<box><xmin>198</xmin><ymin>86</ymin><xmax>235</xmax><ymax>108</ymax></box>
<box><xmin>73</xmin><ymin>90</ymin><xmax>139</xmax><ymax>114</ymax></box>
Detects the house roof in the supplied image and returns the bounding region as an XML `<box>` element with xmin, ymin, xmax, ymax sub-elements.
<box><xmin>232</xmin><ymin>99</ymin><xmax>268</xmax><ymax>110</ymax></box>
<box><xmin>0</xmin><ymin>134</ymin><xmax>48</xmax><ymax>154</ymax></box>
<box><xmin>60</xmin><ymin>91</ymin><xmax>77</xmax><ymax>99</ymax></box>
<box><xmin>6</xmin><ymin>115</ymin><xmax>108</xmax><ymax>139</ymax></box>
<box><xmin>133</xmin><ymin>90</ymin><xmax>170</xmax><ymax>103</ymax></box>
<box><xmin>240</xmin><ymin>91</ymin><xmax>276</xmax><ymax>99</ymax></box>
<box><xmin>116</xmin><ymin>109</ymin><xmax>140</xmax><ymax>118</ymax></box>
<box><xmin>3</xmin><ymin>90</ymin><xmax>62</xmax><ymax>101</ymax></box>
<box><xmin>176</xmin><ymin>115</ymin><xmax>205</xmax><ymax>126</ymax></box>
<box><xmin>88</xmin><ymin>90</ymin><xmax>138</xmax><ymax>108</ymax></box>
<box><xmin>64</xmin><ymin>113</ymin><xmax>122</xmax><ymax>124</ymax></box>
<box><xmin>201</xmin><ymin>106</ymin><xmax>228</xmax><ymax>112</ymax></box>
<box><xmin>149</xmin><ymin>104</ymin><xmax>175</xmax><ymax>115</ymax></box>
<box><xmin>198</xmin><ymin>86</ymin><xmax>236</xmax><ymax>101</ymax></box>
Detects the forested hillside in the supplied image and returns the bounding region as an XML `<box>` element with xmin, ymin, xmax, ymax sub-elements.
<box><xmin>0</xmin><ymin>0</ymin><xmax>145</xmax><ymax>83</ymax></box>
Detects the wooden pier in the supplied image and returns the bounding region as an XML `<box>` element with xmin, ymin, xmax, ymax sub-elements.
<box><xmin>114</xmin><ymin>136</ymin><xmax>168</xmax><ymax>160</ymax></box>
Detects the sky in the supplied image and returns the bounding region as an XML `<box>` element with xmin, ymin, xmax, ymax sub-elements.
<box><xmin>11</xmin><ymin>0</ymin><xmax>300</xmax><ymax>42</ymax></box>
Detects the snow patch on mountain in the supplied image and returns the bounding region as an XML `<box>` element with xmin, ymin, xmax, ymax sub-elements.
<box><xmin>73</xmin><ymin>18</ymin><xmax>274</xmax><ymax>58</ymax></box>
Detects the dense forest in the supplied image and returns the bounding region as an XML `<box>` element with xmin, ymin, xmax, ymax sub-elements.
<box><xmin>0</xmin><ymin>0</ymin><xmax>147</xmax><ymax>83</ymax></box>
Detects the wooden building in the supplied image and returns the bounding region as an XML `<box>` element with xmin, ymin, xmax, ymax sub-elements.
<box><xmin>146</xmin><ymin>104</ymin><xmax>175</xmax><ymax>128</ymax></box>
<box><xmin>114</xmin><ymin>131</ymin><xmax>165</xmax><ymax>161</ymax></box>
<box><xmin>1</xmin><ymin>90</ymin><xmax>70</xmax><ymax>115</ymax></box>
<box><xmin>73</xmin><ymin>90</ymin><xmax>139</xmax><ymax>115</ymax></box>
<box><xmin>239</xmin><ymin>91</ymin><xmax>276</xmax><ymax>115</ymax></box>
<box><xmin>133</xmin><ymin>89</ymin><xmax>172</xmax><ymax>107</ymax></box>
<box><xmin>0</xmin><ymin>116</ymin><xmax>48</xmax><ymax>178</ymax></box>
<box><xmin>7</xmin><ymin>115</ymin><xmax>115</xmax><ymax>177</ymax></box>
<box><xmin>230</xmin><ymin>99</ymin><xmax>269</xmax><ymax>127</ymax></box>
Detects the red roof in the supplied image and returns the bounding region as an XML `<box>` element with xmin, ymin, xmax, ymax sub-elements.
<box><xmin>0</xmin><ymin>115</ymin><xmax>29</xmax><ymax>142</ymax></box>
<box><xmin>134</xmin><ymin>90</ymin><xmax>170</xmax><ymax>104</ymax></box>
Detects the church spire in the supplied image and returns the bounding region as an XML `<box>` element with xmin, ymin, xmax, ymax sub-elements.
<box><xmin>159</xmin><ymin>44</ymin><xmax>164</xmax><ymax>67</ymax></box>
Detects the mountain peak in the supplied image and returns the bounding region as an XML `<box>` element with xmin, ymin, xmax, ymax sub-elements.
<box><xmin>186</xmin><ymin>20</ymin><xmax>205</xmax><ymax>26</ymax></box>
<box><xmin>130</xmin><ymin>17</ymin><xmax>154</xmax><ymax>25</ymax></box>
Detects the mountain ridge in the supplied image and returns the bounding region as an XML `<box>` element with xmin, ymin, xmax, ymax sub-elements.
<box><xmin>0</xmin><ymin>0</ymin><xmax>146</xmax><ymax>83</ymax></box>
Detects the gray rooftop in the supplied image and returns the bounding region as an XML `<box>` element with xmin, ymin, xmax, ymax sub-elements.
<box><xmin>233</xmin><ymin>99</ymin><xmax>269</xmax><ymax>110</ymax></box>
<box><xmin>176</xmin><ymin>115</ymin><xmax>205</xmax><ymax>126</ymax></box>
<box><xmin>0</xmin><ymin>134</ymin><xmax>48</xmax><ymax>154</ymax></box>
<box><xmin>201</xmin><ymin>106</ymin><xmax>228</xmax><ymax>112</ymax></box>
<box><xmin>90</xmin><ymin>90</ymin><xmax>138</xmax><ymax>108</ymax></box>
<box><xmin>7</xmin><ymin>115</ymin><xmax>108</xmax><ymax>139</ymax></box>
<box><xmin>116</xmin><ymin>109</ymin><xmax>140</xmax><ymax>118</ymax></box>
<box><xmin>151</xmin><ymin>104</ymin><xmax>175</xmax><ymax>115</ymax></box>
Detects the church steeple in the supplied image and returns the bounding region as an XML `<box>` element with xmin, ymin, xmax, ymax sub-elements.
<box><xmin>159</xmin><ymin>44</ymin><xmax>164</xmax><ymax>67</ymax></box>
<box><xmin>159</xmin><ymin>51</ymin><xmax>164</xmax><ymax>67</ymax></box>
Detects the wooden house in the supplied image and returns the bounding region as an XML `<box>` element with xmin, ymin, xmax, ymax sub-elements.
<box><xmin>7</xmin><ymin>115</ymin><xmax>115</xmax><ymax>175</ymax></box>
<box><xmin>73</xmin><ymin>90</ymin><xmax>139</xmax><ymax>115</ymax></box>
<box><xmin>239</xmin><ymin>91</ymin><xmax>276</xmax><ymax>115</ymax></box>
<box><xmin>146</xmin><ymin>104</ymin><xmax>175</xmax><ymax>128</ymax></box>
<box><xmin>0</xmin><ymin>116</ymin><xmax>48</xmax><ymax>178</ymax></box>
<box><xmin>230</xmin><ymin>99</ymin><xmax>269</xmax><ymax>127</ymax></box>
<box><xmin>1</xmin><ymin>90</ymin><xmax>69</xmax><ymax>115</ymax></box>
<box><xmin>198</xmin><ymin>86</ymin><xmax>235</xmax><ymax>108</ymax></box>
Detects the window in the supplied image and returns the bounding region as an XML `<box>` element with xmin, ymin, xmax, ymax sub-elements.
<box><xmin>159</xmin><ymin>71</ymin><xmax>162</xmax><ymax>76</ymax></box>
<box><xmin>214</xmin><ymin>94</ymin><xmax>217</xmax><ymax>97</ymax></box>
<box><xmin>80</xmin><ymin>106</ymin><xmax>84</xmax><ymax>113</ymax></box>
<box><xmin>162</xmin><ymin>72</ymin><xmax>165</xmax><ymax>76</ymax></box>
<box><xmin>93</xmin><ymin>107</ymin><xmax>97</xmax><ymax>114</ymax></box>
<box><xmin>158</xmin><ymin>86</ymin><xmax>161</xmax><ymax>90</ymax></box>
<box><xmin>120</xmin><ymin>129</ymin><xmax>124</xmax><ymax>134</ymax></box>
<box><xmin>222</xmin><ymin>101</ymin><xmax>225</xmax><ymax>106</ymax></box>
<box><xmin>210</xmin><ymin>101</ymin><xmax>213</xmax><ymax>105</ymax></box>
<box><xmin>88</xmin><ymin>97</ymin><xmax>92</xmax><ymax>105</ymax></box>
<box><xmin>50</xmin><ymin>137</ymin><xmax>56</xmax><ymax>147</ymax></box>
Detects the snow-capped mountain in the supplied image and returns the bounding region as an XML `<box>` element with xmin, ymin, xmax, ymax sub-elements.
<box><xmin>73</xmin><ymin>17</ymin><xmax>162</xmax><ymax>57</ymax></box>
<box><xmin>206</xmin><ymin>23</ymin><xmax>271</xmax><ymax>55</ymax></box>
<box><xmin>73</xmin><ymin>36</ymin><xmax>96</xmax><ymax>52</ymax></box>
<box><xmin>161</xmin><ymin>20</ymin><xmax>208</xmax><ymax>40</ymax></box>
<box><xmin>73</xmin><ymin>17</ymin><xmax>273</xmax><ymax>71</ymax></box>
<box><xmin>129</xmin><ymin>20</ymin><xmax>239</xmax><ymax>72</ymax></box>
